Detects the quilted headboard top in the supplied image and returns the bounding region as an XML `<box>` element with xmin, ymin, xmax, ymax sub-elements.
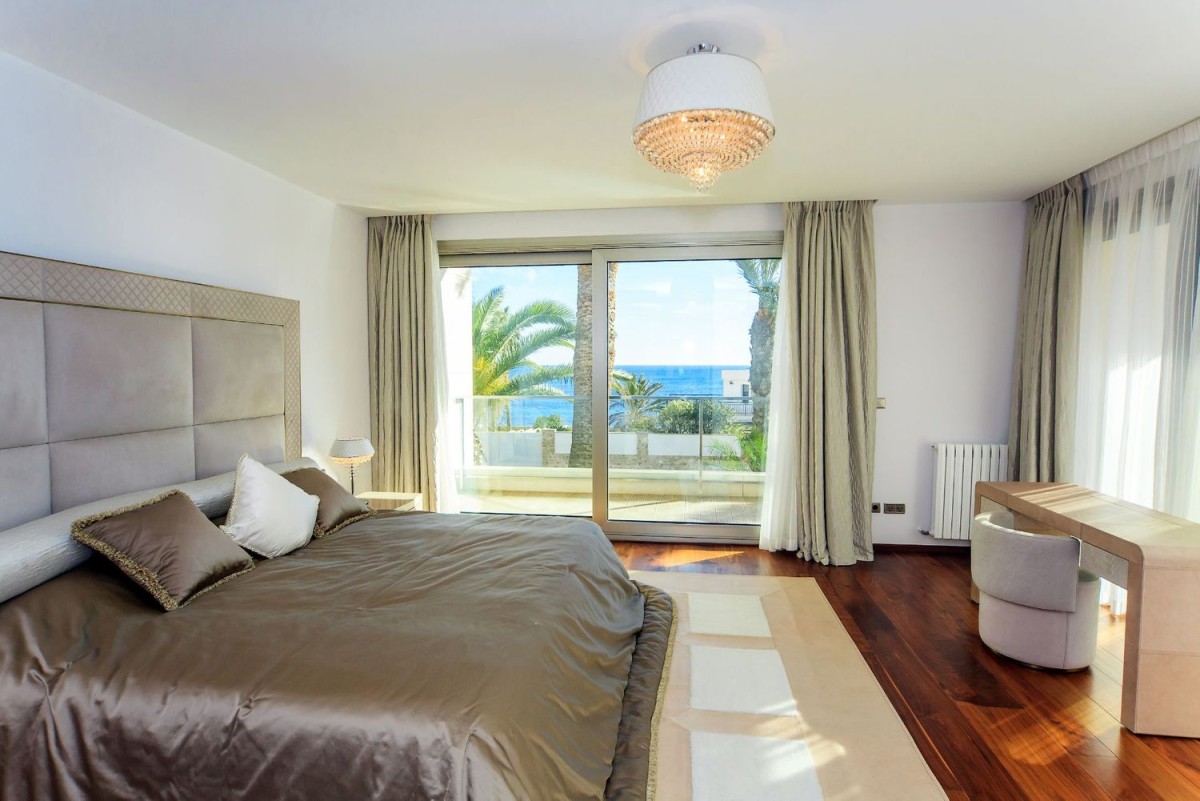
<box><xmin>0</xmin><ymin>250</ymin><xmax>301</xmax><ymax>534</ymax></box>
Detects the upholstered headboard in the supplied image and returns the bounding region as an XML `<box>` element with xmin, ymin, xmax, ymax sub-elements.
<box><xmin>0</xmin><ymin>250</ymin><xmax>301</xmax><ymax>534</ymax></box>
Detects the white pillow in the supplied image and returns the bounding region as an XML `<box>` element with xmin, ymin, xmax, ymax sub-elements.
<box><xmin>222</xmin><ymin>454</ymin><xmax>319</xmax><ymax>558</ymax></box>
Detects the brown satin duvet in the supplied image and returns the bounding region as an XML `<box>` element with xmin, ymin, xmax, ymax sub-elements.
<box><xmin>0</xmin><ymin>511</ymin><xmax>671</xmax><ymax>801</ymax></box>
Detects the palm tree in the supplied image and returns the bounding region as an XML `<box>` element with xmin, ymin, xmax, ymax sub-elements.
<box><xmin>609</xmin><ymin>371</ymin><xmax>666</xmax><ymax>431</ymax></box>
<box><xmin>472</xmin><ymin>286</ymin><xmax>576</xmax><ymax>426</ymax></box>
<box><xmin>734</xmin><ymin>258</ymin><xmax>781</xmax><ymax>431</ymax></box>
<box><xmin>568</xmin><ymin>265</ymin><xmax>594</xmax><ymax>467</ymax></box>
<box><xmin>567</xmin><ymin>263</ymin><xmax>618</xmax><ymax>467</ymax></box>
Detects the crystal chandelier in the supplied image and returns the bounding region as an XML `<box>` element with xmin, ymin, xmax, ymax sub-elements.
<box><xmin>633</xmin><ymin>43</ymin><xmax>776</xmax><ymax>191</ymax></box>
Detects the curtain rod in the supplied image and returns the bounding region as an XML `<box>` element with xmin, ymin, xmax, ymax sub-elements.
<box><xmin>1089</xmin><ymin>113</ymin><xmax>1200</xmax><ymax>172</ymax></box>
<box><xmin>1027</xmin><ymin>115</ymin><xmax>1200</xmax><ymax>201</ymax></box>
<box><xmin>1078</xmin><ymin>115</ymin><xmax>1200</xmax><ymax>178</ymax></box>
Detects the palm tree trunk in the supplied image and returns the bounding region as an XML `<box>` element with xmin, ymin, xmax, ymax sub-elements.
<box><xmin>608</xmin><ymin>263</ymin><xmax>618</xmax><ymax>378</ymax></box>
<box><xmin>568</xmin><ymin>264</ymin><xmax>593</xmax><ymax>467</ymax></box>
<box><xmin>569</xmin><ymin>263</ymin><xmax>618</xmax><ymax>468</ymax></box>
<box><xmin>749</xmin><ymin>308</ymin><xmax>774</xmax><ymax>431</ymax></box>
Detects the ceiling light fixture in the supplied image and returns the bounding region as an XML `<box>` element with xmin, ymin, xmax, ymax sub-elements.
<box><xmin>633</xmin><ymin>43</ymin><xmax>776</xmax><ymax>192</ymax></box>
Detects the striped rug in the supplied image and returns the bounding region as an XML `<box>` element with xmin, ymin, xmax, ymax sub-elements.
<box><xmin>630</xmin><ymin>571</ymin><xmax>947</xmax><ymax>801</ymax></box>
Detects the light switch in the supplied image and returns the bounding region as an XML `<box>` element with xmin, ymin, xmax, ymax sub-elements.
<box><xmin>876</xmin><ymin>397</ymin><xmax>887</xmax><ymax>409</ymax></box>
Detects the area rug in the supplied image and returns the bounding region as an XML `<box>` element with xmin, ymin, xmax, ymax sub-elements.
<box><xmin>628</xmin><ymin>571</ymin><xmax>947</xmax><ymax>801</ymax></box>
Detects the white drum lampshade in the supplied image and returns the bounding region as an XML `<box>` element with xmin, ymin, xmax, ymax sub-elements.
<box><xmin>633</xmin><ymin>43</ymin><xmax>776</xmax><ymax>191</ymax></box>
<box><xmin>329</xmin><ymin>437</ymin><xmax>374</xmax><ymax>494</ymax></box>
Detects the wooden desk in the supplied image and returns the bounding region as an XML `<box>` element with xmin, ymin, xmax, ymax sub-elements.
<box><xmin>976</xmin><ymin>482</ymin><xmax>1200</xmax><ymax>737</ymax></box>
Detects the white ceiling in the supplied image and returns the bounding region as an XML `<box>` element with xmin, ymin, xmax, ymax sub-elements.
<box><xmin>1</xmin><ymin>0</ymin><xmax>1198</xmax><ymax>215</ymax></box>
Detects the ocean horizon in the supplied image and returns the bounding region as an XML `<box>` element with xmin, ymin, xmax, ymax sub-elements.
<box><xmin>489</xmin><ymin>364</ymin><xmax>749</xmax><ymax>427</ymax></box>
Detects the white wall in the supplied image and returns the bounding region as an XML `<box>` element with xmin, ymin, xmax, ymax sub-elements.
<box><xmin>0</xmin><ymin>51</ymin><xmax>370</xmax><ymax>485</ymax></box>
<box><xmin>873</xmin><ymin>202</ymin><xmax>1024</xmax><ymax>546</ymax></box>
<box><xmin>433</xmin><ymin>201</ymin><xmax>1025</xmax><ymax>545</ymax></box>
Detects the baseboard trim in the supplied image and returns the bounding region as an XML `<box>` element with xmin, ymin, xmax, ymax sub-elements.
<box><xmin>874</xmin><ymin>542</ymin><xmax>970</xmax><ymax>555</ymax></box>
<box><xmin>604</xmin><ymin>538</ymin><xmax>972</xmax><ymax>555</ymax></box>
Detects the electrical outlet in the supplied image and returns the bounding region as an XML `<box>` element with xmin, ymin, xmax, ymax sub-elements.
<box><xmin>871</xmin><ymin>502</ymin><xmax>882</xmax><ymax>514</ymax></box>
<box><xmin>884</xmin><ymin>503</ymin><xmax>906</xmax><ymax>515</ymax></box>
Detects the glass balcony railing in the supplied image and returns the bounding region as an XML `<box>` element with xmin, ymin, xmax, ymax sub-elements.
<box><xmin>451</xmin><ymin>394</ymin><xmax>768</xmax><ymax>525</ymax></box>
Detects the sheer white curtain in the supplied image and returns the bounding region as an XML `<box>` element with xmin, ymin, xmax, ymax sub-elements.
<box><xmin>1074</xmin><ymin>120</ymin><xmax>1200</xmax><ymax>612</ymax></box>
<box><xmin>760</xmin><ymin>235</ymin><xmax>802</xmax><ymax>551</ymax></box>
<box><xmin>430</xmin><ymin>246</ymin><xmax>460</xmax><ymax>514</ymax></box>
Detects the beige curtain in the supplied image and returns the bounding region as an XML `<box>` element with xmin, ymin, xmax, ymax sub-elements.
<box><xmin>761</xmin><ymin>201</ymin><xmax>878</xmax><ymax>565</ymax></box>
<box><xmin>367</xmin><ymin>215</ymin><xmax>455</xmax><ymax>511</ymax></box>
<box><xmin>1008</xmin><ymin>176</ymin><xmax>1084</xmax><ymax>481</ymax></box>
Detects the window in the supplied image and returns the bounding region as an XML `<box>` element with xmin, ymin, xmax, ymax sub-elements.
<box><xmin>441</xmin><ymin>243</ymin><xmax>781</xmax><ymax>541</ymax></box>
<box><xmin>442</xmin><ymin>262</ymin><xmax>591</xmax><ymax>517</ymax></box>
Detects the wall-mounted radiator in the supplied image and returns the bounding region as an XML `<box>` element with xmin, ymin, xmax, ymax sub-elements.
<box><xmin>927</xmin><ymin>443</ymin><xmax>1009</xmax><ymax>540</ymax></box>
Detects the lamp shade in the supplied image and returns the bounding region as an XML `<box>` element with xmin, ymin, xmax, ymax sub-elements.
<box><xmin>329</xmin><ymin>437</ymin><xmax>374</xmax><ymax>466</ymax></box>
<box><xmin>633</xmin><ymin>45</ymin><xmax>775</xmax><ymax>191</ymax></box>
<box><xmin>634</xmin><ymin>50</ymin><xmax>774</xmax><ymax>127</ymax></box>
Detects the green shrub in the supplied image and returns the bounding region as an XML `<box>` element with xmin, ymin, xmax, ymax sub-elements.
<box><xmin>531</xmin><ymin>414</ymin><xmax>570</xmax><ymax>431</ymax></box>
<box><xmin>708</xmin><ymin>426</ymin><xmax>768</xmax><ymax>472</ymax></box>
<box><xmin>654</xmin><ymin>399</ymin><xmax>736</xmax><ymax>434</ymax></box>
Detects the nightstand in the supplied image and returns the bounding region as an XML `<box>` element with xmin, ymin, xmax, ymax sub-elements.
<box><xmin>357</xmin><ymin>491</ymin><xmax>424</xmax><ymax>512</ymax></box>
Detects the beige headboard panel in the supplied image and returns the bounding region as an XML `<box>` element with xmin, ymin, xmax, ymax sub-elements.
<box><xmin>0</xmin><ymin>250</ymin><xmax>300</xmax><ymax>532</ymax></box>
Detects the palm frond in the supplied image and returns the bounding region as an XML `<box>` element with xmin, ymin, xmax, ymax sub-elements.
<box><xmin>494</xmin><ymin>364</ymin><xmax>574</xmax><ymax>395</ymax></box>
<box><xmin>472</xmin><ymin>286</ymin><xmax>577</xmax><ymax>397</ymax></box>
<box><xmin>734</xmin><ymin>259</ymin><xmax>781</xmax><ymax>314</ymax></box>
<box><xmin>490</xmin><ymin>300</ymin><xmax>575</xmax><ymax>357</ymax></box>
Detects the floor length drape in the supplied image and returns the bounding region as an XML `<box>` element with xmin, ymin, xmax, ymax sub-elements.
<box><xmin>367</xmin><ymin>215</ymin><xmax>457</xmax><ymax>512</ymax></box>
<box><xmin>1008</xmin><ymin>176</ymin><xmax>1084</xmax><ymax>481</ymax></box>
<box><xmin>761</xmin><ymin>201</ymin><xmax>878</xmax><ymax>565</ymax></box>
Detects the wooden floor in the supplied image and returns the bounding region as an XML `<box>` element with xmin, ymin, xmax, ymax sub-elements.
<box><xmin>614</xmin><ymin>542</ymin><xmax>1200</xmax><ymax>801</ymax></box>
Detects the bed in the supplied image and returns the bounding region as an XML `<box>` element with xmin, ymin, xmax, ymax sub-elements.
<box><xmin>0</xmin><ymin>251</ymin><xmax>671</xmax><ymax>800</ymax></box>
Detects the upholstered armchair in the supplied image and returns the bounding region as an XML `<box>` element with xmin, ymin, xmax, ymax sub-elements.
<box><xmin>971</xmin><ymin>510</ymin><xmax>1100</xmax><ymax>670</ymax></box>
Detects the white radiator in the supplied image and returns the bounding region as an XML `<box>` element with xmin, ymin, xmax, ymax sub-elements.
<box><xmin>928</xmin><ymin>443</ymin><xmax>1009</xmax><ymax>540</ymax></box>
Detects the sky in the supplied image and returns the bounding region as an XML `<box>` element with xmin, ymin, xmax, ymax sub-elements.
<box><xmin>468</xmin><ymin>260</ymin><xmax>763</xmax><ymax>366</ymax></box>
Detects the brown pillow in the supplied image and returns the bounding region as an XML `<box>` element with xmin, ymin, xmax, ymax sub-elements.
<box><xmin>72</xmin><ymin>490</ymin><xmax>255</xmax><ymax>611</ymax></box>
<box><xmin>282</xmin><ymin>468</ymin><xmax>372</xmax><ymax>537</ymax></box>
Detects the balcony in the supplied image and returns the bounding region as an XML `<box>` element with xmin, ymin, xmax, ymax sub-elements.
<box><xmin>452</xmin><ymin>396</ymin><xmax>766</xmax><ymax>526</ymax></box>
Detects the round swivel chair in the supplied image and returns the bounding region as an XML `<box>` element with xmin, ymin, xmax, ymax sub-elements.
<box><xmin>970</xmin><ymin>510</ymin><xmax>1100</xmax><ymax>670</ymax></box>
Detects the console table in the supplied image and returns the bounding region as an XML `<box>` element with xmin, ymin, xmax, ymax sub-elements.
<box><xmin>357</xmin><ymin>491</ymin><xmax>424</xmax><ymax>512</ymax></box>
<box><xmin>975</xmin><ymin>482</ymin><xmax>1200</xmax><ymax>737</ymax></box>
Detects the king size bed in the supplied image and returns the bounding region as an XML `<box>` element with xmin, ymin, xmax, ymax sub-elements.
<box><xmin>0</xmin><ymin>252</ymin><xmax>672</xmax><ymax>801</ymax></box>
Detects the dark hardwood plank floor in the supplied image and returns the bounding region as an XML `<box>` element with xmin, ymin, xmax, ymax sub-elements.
<box><xmin>614</xmin><ymin>542</ymin><xmax>1200</xmax><ymax>801</ymax></box>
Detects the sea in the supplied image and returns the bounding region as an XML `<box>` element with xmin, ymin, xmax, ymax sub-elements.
<box><xmin>497</xmin><ymin>364</ymin><xmax>747</xmax><ymax>427</ymax></box>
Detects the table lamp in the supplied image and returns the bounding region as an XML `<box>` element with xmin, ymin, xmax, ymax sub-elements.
<box><xmin>329</xmin><ymin>436</ymin><xmax>374</xmax><ymax>494</ymax></box>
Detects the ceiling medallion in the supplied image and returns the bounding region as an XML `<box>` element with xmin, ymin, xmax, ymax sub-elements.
<box><xmin>633</xmin><ymin>43</ymin><xmax>776</xmax><ymax>192</ymax></box>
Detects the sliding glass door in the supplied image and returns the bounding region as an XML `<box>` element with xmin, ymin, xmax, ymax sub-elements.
<box><xmin>442</xmin><ymin>262</ymin><xmax>592</xmax><ymax>517</ymax></box>
<box><xmin>604</xmin><ymin>256</ymin><xmax>777</xmax><ymax>526</ymax></box>
<box><xmin>442</xmin><ymin>244</ymin><xmax>780</xmax><ymax>542</ymax></box>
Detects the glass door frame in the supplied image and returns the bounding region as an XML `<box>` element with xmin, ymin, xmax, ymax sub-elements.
<box><xmin>588</xmin><ymin>245</ymin><xmax>782</xmax><ymax>544</ymax></box>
